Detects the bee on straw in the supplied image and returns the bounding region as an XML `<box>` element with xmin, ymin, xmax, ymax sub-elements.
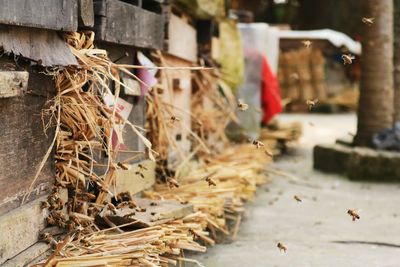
<box><xmin>117</xmin><ymin>162</ymin><xmax>129</xmax><ymax>170</ymax></box>
<box><xmin>362</xmin><ymin>17</ymin><xmax>374</xmax><ymax>26</ymax></box>
<box><xmin>342</xmin><ymin>54</ymin><xmax>355</xmax><ymax>65</ymax></box>
<box><xmin>252</xmin><ymin>139</ymin><xmax>265</xmax><ymax>149</ymax></box>
<box><xmin>237</xmin><ymin>99</ymin><xmax>249</xmax><ymax>111</ymax></box>
<box><xmin>306</xmin><ymin>99</ymin><xmax>319</xmax><ymax>110</ymax></box>
<box><xmin>205</xmin><ymin>176</ymin><xmax>217</xmax><ymax>187</ymax></box>
<box><xmin>277</xmin><ymin>242</ymin><xmax>287</xmax><ymax>253</ymax></box>
<box><xmin>302</xmin><ymin>40</ymin><xmax>312</xmax><ymax>48</ymax></box>
<box><xmin>294</xmin><ymin>195</ymin><xmax>302</xmax><ymax>202</ymax></box>
<box><xmin>167</xmin><ymin>177</ymin><xmax>180</xmax><ymax>188</ymax></box>
<box><xmin>347</xmin><ymin>209</ymin><xmax>360</xmax><ymax>221</ymax></box>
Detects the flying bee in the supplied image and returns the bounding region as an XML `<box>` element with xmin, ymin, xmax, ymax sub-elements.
<box><xmin>342</xmin><ymin>54</ymin><xmax>355</xmax><ymax>65</ymax></box>
<box><xmin>138</xmin><ymin>164</ymin><xmax>148</xmax><ymax>171</ymax></box>
<box><xmin>347</xmin><ymin>209</ymin><xmax>360</xmax><ymax>221</ymax></box>
<box><xmin>294</xmin><ymin>195</ymin><xmax>302</xmax><ymax>202</ymax></box>
<box><xmin>362</xmin><ymin>17</ymin><xmax>374</xmax><ymax>26</ymax></box>
<box><xmin>237</xmin><ymin>99</ymin><xmax>249</xmax><ymax>111</ymax></box>
<box><xmin>150</xmin><ymin>202</ymin><xmax>158</xmax><ymax>206</ymax></box>
<box><xmin>205</xmin><ymin>176</ymin><xmax>217</xmax><ymax>187</ymax></box>
<box><xmin>135</xmin><ymin>171</ymin><xmax>145</xmax><ymax>178</ymax></box>
<box><xmin>302</xmin><ymin>40</ymin><xmax>312</xmax><ymax>48</ymax></box>
<box><xmin>170</xmin><ymin>115</ymin><xmax>181</xmax><ymax>123</ymax></box>
<box><xmin>252</xmin><ymin>139</ymin><xmax>265</xmax><ymax>149</ymax></box>
<box><xmin>306</xmin><ymin>99</ymin><xmax>319</xmax><ymax>110</ymax></box>
<box><xmin>167</xmin><ymin>177</ymin><xmax>180</xmax><ymax>188</ymax></box>
<box><xmin>277</xmin><ymin>242</ymin><xmax>287</xmax><ymax>253</ymax></box>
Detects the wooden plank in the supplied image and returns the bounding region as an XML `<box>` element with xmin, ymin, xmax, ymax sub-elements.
<box><xmin>0</xmin><ymin>190</ymin><xmax>67</xmax><ymax>265</ymax></box>
<box><xmin>0</xmin><ymin>71</ymin><xmax>29</xmax><ymax>98</ymax></box>
<box><xmin>0</xmin><ymin>25</ymin><xmax>78</xmax><ymax>67</ymax></box>
<box><xmin>0</xmin><ymin>58</ymin><xmax>56</xmax><ymax>216</ymax></box>
<box><xmin>112</xmin><ymin>160</ymin><xmax>156</xmax><ymax>196</ymax></box>
<box><xmin>2</xmin><ymin>243</ymin><xmax>50</xmax><ymax>267</ymax></box>
<box><xmin>159</xmin><ymin>53</ymin><xmax>193</xmax><ymax>164</ymax></box>
<box><xmin>78</xmin><ymin>0</ymin><xmax>95</xmax><ymax>27</ymax></box>
<box><xmin>168</xmin><ymin>14</ymin><xmax>197</xmax><ymax>62</ymax></box>
<box><xmin>93</xmin><ymin>0</ymin><xmax>164</xmax><ymax>49</ymax></box>
<box><xmin>0</xmin><ymin>0</ymin><xmax>78</xmax><ymax>31</ymax></box>
<box><xmin>100</xmin><ymin>197</ymin><xmax>194</xmax><ymax>227</ymax></box>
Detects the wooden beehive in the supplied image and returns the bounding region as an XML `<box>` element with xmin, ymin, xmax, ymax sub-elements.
<box><xmin>93</xmin><ymin>0</ymin><xmax>165</xmax><ymax>49</ymax></box>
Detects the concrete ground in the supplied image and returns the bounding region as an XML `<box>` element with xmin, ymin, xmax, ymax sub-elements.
<box><xmin>191</xmin><ymin>113</ymin><xmax>400</xmax><ymax>267</ymax></box>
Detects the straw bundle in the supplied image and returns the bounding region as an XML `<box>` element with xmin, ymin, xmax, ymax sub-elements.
<box><xmin>36</xmin><ymin>212</ymin><xmax>209</xmax><ymax>267</ymax></box>
<box><xmin>143</xmin><ymin>144</ymin><xmax>270</xmax><ymax>236</ymax></box>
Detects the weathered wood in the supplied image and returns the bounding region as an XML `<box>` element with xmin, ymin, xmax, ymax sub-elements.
<box><xmin>78</xmin><ymin>0</ymin><xmax>95</xmax><ymax>27</ymax></box>
<box><xmin>101</xmin><ymin>197</ymin><xmax>194</xmax><ymax>227</ymax></box>
<box><xmin>2</xmin><ymin>243</ymin><xmax>50</xmax><ymax>267</ymax></box>
<box><xmin>159</xmin><ymin>53</ymin><xmax>193</xmax><ymax>164</ymax></box>
<box><xmin>93</xmin><ymin>0</ymin><xmax>164</xmax><ymax>49</ymax></box>
<box><xmin>0</xmin><ymin>58</ymin><xmax>56</xmax><ymax>216</ymax></box>
<box><xmin>0</xmin><ymin>25</ymin><xmax>78</xmax><ymax>67</ymax></box>
<box><xmin>0</xmin><ymin>190</ymin><xmax>67</xmax><ymax>265</ymax></box>
<box><xmin>112</xmin><ymin>160</ymin><xmax>156</xmax><ymax>196</ymax></box>
<box><xmin>0</xmin><ymin>71</ymin><xmax>29</xmax><ymax>98</ymax></box>
<box><xmin>167</xmin><ymin>14</ymin><xmax>197</xmax><ymax>62</ymax></box>
<box><xmin>0</xmin><ymin>0</ymin><xmax>78</xmax><ymax>31</ymax></box>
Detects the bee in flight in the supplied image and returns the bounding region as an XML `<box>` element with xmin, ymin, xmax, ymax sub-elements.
<box><xmin>302</xmin><ymin>40</ymin><xmax>312</xmax><ymax>48</ymax></box>
<box><xmin>170</xmin><ymin>115</ymin><xmax>181</xmax><ymax>123</ymax></box>
<box><xmin>277</xmin><ymin>242</ymin><xmax>287</xmax><ymax>253</ymax></box>
<box><xmin>342</xmin><ymin>54</ymin><xmax>355</xmax><ymax>65</ymax></box>
<box><xmin>205</xmin><ymin>176</ymin><xmax>217</xmax><ymax>187</ymax></box>
<box><xmin>251</xmin><ymin>139</ymin><xmax>265</xmax><ymax>149</ymax></box>
<box><xmin>237</xmin><ymin>99</ymin><xmax>249</xmax><ymax>111</ymax></box>
<box><xmin>362</xmin><ymin>17</ymin><xmax>374</xmax><ymax>26</ymax></box>
<box><xmin>306</xmin><ymin>99</ymin><xmax>319</xmax><ymax>110</ymax></box>
<box><xmin>294</xmin><ymin>195</ymin><xmax>302</xmax><ymax>202</ymax></box>
<box><xmin>347</xmin><ymin>209</ymin><xmax>360</xmax><ymax>221</ymax></box>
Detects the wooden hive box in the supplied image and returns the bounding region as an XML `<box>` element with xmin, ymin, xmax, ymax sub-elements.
<box><xmin>165</xmin><ymin>10</ymin><xmax>198</xmax><ymax>62</ymax></box>
<box><xmin>0</xmin><ymin>0</ymin><xmax>78</xmax><ymax>31</ymax></box>
<box><xmin>93</xmin><ymin>0</ymin><xmax>165</xmax><ymax>49</ymax></box>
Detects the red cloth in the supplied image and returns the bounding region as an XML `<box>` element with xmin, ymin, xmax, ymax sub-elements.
<box><xmin>261</xmin><ymin>55</ymin><xmax>282</xmax><ymax>124</ymax></box>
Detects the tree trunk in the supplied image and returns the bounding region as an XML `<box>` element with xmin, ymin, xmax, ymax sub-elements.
<box><xmin>354</xmin><ymin>0</ymin><xmax>394</xmax><ymax>146</ymax></box>
<box><xmin>394</xmin><ymin>0</ymin><xmax>400</xmax><ymax>122</ymax></box>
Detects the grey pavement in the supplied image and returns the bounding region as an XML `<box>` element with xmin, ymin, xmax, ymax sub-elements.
<box><xmin>191</xmin><ymin>113</ymin><xmax>400</xmax><ymax>267</ymax></box>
